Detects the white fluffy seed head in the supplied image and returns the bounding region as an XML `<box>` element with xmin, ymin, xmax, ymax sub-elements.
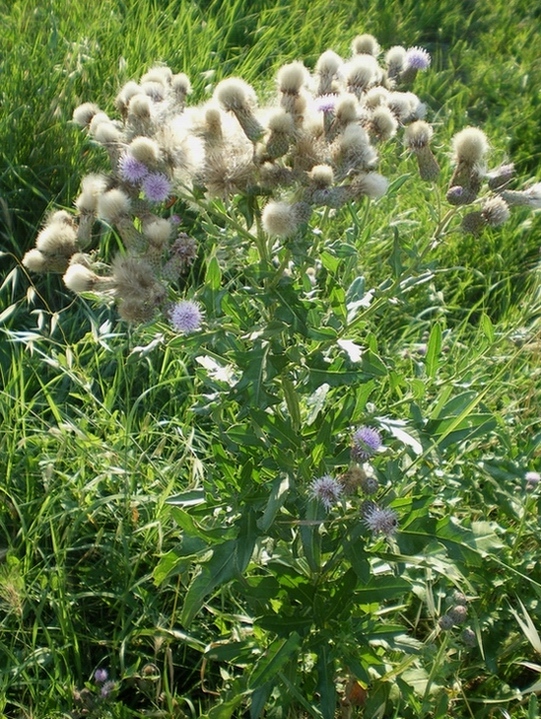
<box><xmin>72</xmin><ymin>102</ymin><xmax>101</xmax><ymax>127</ymax></box>
<box><xmin>364</xmin><ymin>86</ymin><xmax>390</xmax><ymax>109</ymax></box>
<box><xmin>97</xmin><ymin>189</ymin><xmax>131</xmax><ymax>223</ymax></box>
<box><xmin>481</xmin><ymin>196</ymin><xmax>510</xmax><ymax>226</ymax></box>
<box><xmin>340</xmin><ymin>123</ymin><xmax>370</xmax><ymax>151</ymax></box>
<box><xmin>452</xmin><ymin>127</ymin><xmax>490</xmax><ymax>164</ymax></box>
<box><xmin>385</xmin><ymin>45</ymin><xmax>406</xmax><ymax>73</ymax></box>
<box><xmin>214</xmin><ymin>77</ymin><xmax>257</xmax><ymax>110</ymax></box>
<box><xmin>140</xmin><ymin>66</ymin><xmax>173</xmax><ymax>85</ymax></box>
<box><xmin>370</xmin><ymin>106</ymin><xmax>398</xmax><ymax>140</ymax></box>
<box><xmin>356</xmin><ymin>172</ymin><xmax>389</xmax><ymax>198</ymax></box>
<box><xmin>351</xmin><ymin>34</ymin><xmax>380</xmax><ymax>57</ymax></box>
<box><xmin>315</xmin><ymin>50</ymin><xmax>343</xmax><ymax>76</ymax></box>
<box><xmin>404</xmin><ymin>120</ymin><xmax>434</xmax><ymax>149</ymax></box>
<box><xmin>75</xmin><ymin>174</ymin><xmax>108</xmax><ymax>213</ymax></box>
<box><xmin>88</xmin><ymin>112</ymin><xmax>111</xmax><ymax>136</ymax></box>
<box><xmin>276</xmin><ymin>61</ymin><xmax>309</xmax><ymax>94</ymax></box>
<box><xmin>310</xmin><ymin>164</ymin><xmax>334</xmax><ymax>187</ymax></box>
<box><xmin>267</xmin><ymin>109</ymin><xmax>295</xmax><ymax>134</ymax></box>
<box><xmin>172</xmin><ymin>73</ymin><xmax>192</xmax><ymax>96</ymax></box>
<box><xmin>143</xmin><ymin>217</ymin><xmax>172</xmax><ymax>245</ymax></box>
<box><xmin>129</xmin><ymin>136</ymin><xmax>160</xmax><ymax>165</ymax></box>
<box><xmin>63</xmin><ymin>263</ymin><xmax>98</xmax><ymax>293</ymax></box>
<box><xmin>262</xmin><ymin>200</ymin><xmax>299</xmax><ymax>237</ymax></box>
<box><xmin>345</xmin><ymin>55</ymin><xmax>380</xmax><ymax>90</ymax></box>
<box><xmin>128</xmin><ymin>94</ymin><xmax>152</xmax><ymax>119</ymax></box>
<box><xmin>22</xmin><ymin>249</ymin><xmax>47</xmax><ymax>272</ymax></box>
<box><xmin>93</xmin><ymin>121</ymin><xmax>122</xmax><ymax>144</ymax></box>
<box><xmin>335</xmin><ymin>94</ymin><xmax>359</xmax><ymax>123</ymax></box>
<box><xmin>115</xmin><ymin>81</ymin><xmax>141</xmax><ymax>113</ymax></box>
<box><xmin>36</xmin><ymin>221</ymin><xmax>77</xmax><ymax>255</ymax></box>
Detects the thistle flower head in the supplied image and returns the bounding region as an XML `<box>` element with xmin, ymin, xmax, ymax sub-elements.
<box><xmin>168</xmin><ymin>300</ymin><xmax>203</xmax><ymax>333</ymax></box>
<box><xmin>310</xmin><ymin>164</ymin><xmax>334</xmax><ymax>188</ymax></box>
<box><xmin>481</xmin><ymin>196</ymin><xmax>510</xmax><ymax>227</ymax></box>
<box><xmin>118</xmin><ymin>153</ymin><xmax>149</xmax><ymax>184</ymax></box>
<box><xmin>97</xmin><ymin>188</ymin><xmax>131</xmax><ymax>223</ymax></box>
<box><xmin>63</xmin><ymin>263</ymin><xmax>99</xmax><ymax>294</ymax></box>
<box><xmin>128</xmin><ymin>93</ymin><xmax>152</xmax><ymax>120</ymax></box>
<box><xmin>385</xmin><ymin>45</ymin><xmax>406</xmax><ymax>76</ymax></box>
<box><xmin>214</xmin><ymin>77</ymin><xmax>257</xmax><ymax>111</ymax></box>
<box><xmin>129</xmin><ymin>136</ymin><xmax>161</xmax><ymax>166</ymax></box>
<box><xmin>310</xmin><ymin>474</ymin><xmax>343</xmax><ymax>510</ymax></box>
<box><xmin>369</xmin><ymin>106</ymin><xmax>398</xmax><ymax>141</ymax></box>
<box><xmin>449</xmin><ymin>604</ymin><xmax>468</xmax><ymax>625</ymax></box>
<box><xmin>334</xmin><ymin>94</ymin><xmax>359</xmax><ymax>123</ymax></box>
<box><xmin>351</xmin><ymin>425</ymin><xmax>382</xmax><ymax>461</ymax></box>
<box><xmin>362</xmin><ymin>503</ymin><xmax>398</xmax><ymax>536</ymax></box>
<box><xmin>140</xmin><ymin>65</ymin><xmax>173</xmax><ymax>86</ymax></box>
<box><xmin>404</xmin><ymin>120</ymin><xmax>434</xmax><ymax>150</ymax></box>
<box><xmin>314</xmin><ymin>94</ymin><xmax>338</xmax><ymax>113</ymax></box>
<box><xmin>72</xmin><ymin>102</ymin><xmax>101</xmax><ymax>127</ymax></box>
<box><xmin>452</xmin><ymin>127</ymin><xmax>489</xmax><ymax>165</ymax></box>
<box><xmin>94</xmin><ymin>668</ymin><xmax>109</xmax><ymax>684</ymax></box>
<box><xmin>172</xmin><ymin>73</ymin><xmax>192</xmax><ymax>98</ymax></box>
<box><xmin>526</xmin><ymin>471</ymin><xmax>541</xmax><ymax>488</ymax></box>
<box><xmin>262</xmin><ymin>200</ymin><xmax>300</xmax><ymax>238</ymax></box>
<box><xmin>404</xmin><ymin>46</ymin><xmax>431</xmax><ymax>71</ymax></box>
<box><xmin>142</xmin><ymin>172</ymin><xmax>172</xmax><ymax>202</ymax></box>
<box><xmin>141</xmin><ymin>81</ymin><xmax>166</xmax><ymax>103</ymax></box>
<box><xmin>276</xmin><ymin>61</ymin><xmax>309</xmax><ymax>94</ymax></box>
<box><xmin>75</xmin><ymin>173</ymin><xmax>108</xmax><ymax>213</ymax></box>
<box><xmin>115</xmin><ymin>81</ymin><xmax>141</xmax><ymax>114</ymax></box>
<box><xmin>345</xmin><ymin>55</ymin><xmax>380</xmax><ymax>93</ymax></box>
<box><xmin>351</xmin><ymin>34</ymin><xmax>380</xmax><ymax>57</ymax></box>
<box><xmin>315</xmin><ymin>50</ymin><xmax>343</xmax><ymax>76</ymax></box>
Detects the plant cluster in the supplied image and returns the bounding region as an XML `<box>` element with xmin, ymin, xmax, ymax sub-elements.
<box><xmin>7</xmin><ymin>25</ymin><xmax>541</xmax><ymax>719</ymax></box>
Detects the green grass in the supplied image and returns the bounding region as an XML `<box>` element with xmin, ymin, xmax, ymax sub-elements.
<box><xmin>2</xmin><ymin>0</ymin><xmax>541</xmax><ymax>717</ymax></box>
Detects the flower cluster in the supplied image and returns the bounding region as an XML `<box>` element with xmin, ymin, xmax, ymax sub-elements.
<box><xmin>310</xmin><ymin>424</ymin><xmax>397</xmax><ymax>538</ymax></box>
<box><xmin>22</xmin><ymin>34</ymin><xmax>436</xmax><ymax>324</ymax></box>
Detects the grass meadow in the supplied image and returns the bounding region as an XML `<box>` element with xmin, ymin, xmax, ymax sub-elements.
<box><xmin>1</xmin><ymin>0</ymin><xmax>541</xmax><ymax>717</ymax></box>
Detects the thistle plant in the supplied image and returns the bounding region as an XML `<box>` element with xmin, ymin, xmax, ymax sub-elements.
<box><xmin>15</xmin><ymin>27</ymin><xmax>541</xmax><ymax>719</ymax></box>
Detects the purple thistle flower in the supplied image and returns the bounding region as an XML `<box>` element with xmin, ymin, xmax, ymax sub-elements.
<box><xmin>310</xmin><ymin>474</ymin><xmax>343</xmax><ymax>510</ymax></box>
<box><xmin>404</xmin><ymin>47</ymin><xmax>431</xmax><ymax>71</ymax></box>
<box><xmin>362</xmin><ymin>503</ymin><xmax>398</xmax><ymax>536</ymax></box>
<box><xmin>118</xmin><ymin>154</ymin><xmax>149</xmax><ymax>184</ymax></box>
<box><xmin>351</xmin><ymin>426</ymin><xmax>382</xmax><ymax>462</ymax></box>
<box><xmin>142</xmin><ymin>172</ymin><xmax>172</xmax><ymax>202</ymax></box>
<box><xmin>314</xmin><ymin>94</ymin><xmax>338</xmax><ymax>113</ymax></box>
<box><xmin>100</xmin><ymin>680</ymin><xmax>115</xmax><ymax>698</ymax></box>
<box><xmin>94</xmin><ymin>668</ymin><xmax>108</xmax><ymax>684</ymax></box>
<box><xmin>168</xmin><ymin>300</ymin><xmax>203</xmax><ymax>333</ymax></box>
